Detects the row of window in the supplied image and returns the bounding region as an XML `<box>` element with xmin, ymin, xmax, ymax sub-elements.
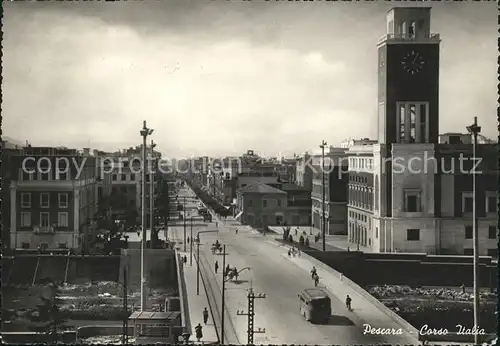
<box><xmin>349</xmin><ymin>157</ymin><xmax>374</xmax><ymax>171</ymax></box>
<box><xmin>247</xmin><ymin>198</ymin><xmax>282</xmax><ymax>208</ymax></box>
<box><xmin>349</xmin><ymin>211</ymin><xmax>369</xmax><ymax>223</ymax></box>
<box><xmin>19</xmin><ymin>169</ymin><xmax>69</xmax><ymax>181</ymax></box>
<box><xmin>20</xmin><ymin>211</ymin><xmax>69</xmax><ymax>228</ymax></box>
<box><xmin>20</xmin><ymin>193</ymin><xmax>68</xmax><ymax>209</ymax></box>
<box><xmin>397</xmin><ymin>102</ymin><xmax>428</xmax><ymax>144</ymax></box>
<box><xmin>405</xmin><ymin>226</ymin><xmax>497</xmax><ymax>242</ymax></box>
<box><xmin>112</xmin><ymin>174</ymin><xmax>153</xmax><ymax>182</ymax></box>
<box><xmin>349</xmin><ymin>175</ymin><xmax>369</xmax><ymax>184</ymax></box>
<box><xmin>20</xmin><ymin>242</ymin><xmax>68</xmax><ymax>249</ymax></box>
<box><xmin>18</xmin><ymin>168</ymin><xmax>95</xmax><ymax>181</ymax></box>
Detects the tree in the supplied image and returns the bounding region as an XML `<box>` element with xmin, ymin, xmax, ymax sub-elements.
<box><xmin>29</xmin><ymin>280</ymin><xmax>68</xmax><ymax>343</ymax></box>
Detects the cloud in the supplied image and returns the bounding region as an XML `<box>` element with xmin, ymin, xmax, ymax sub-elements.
<box><xmin>2</xmin><ymin>1</ymin><xmax>497</xmax><ymax>158</ymax></box>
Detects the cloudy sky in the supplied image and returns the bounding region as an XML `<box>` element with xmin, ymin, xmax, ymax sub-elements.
<box><xmin>3</xmin><ymin>1</ymin><xmax>496</xmax><ymax>158</ymax></box>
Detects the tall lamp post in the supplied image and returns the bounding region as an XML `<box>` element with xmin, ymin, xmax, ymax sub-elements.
<box><xmin>320</xmin><ymin>140</ymin><xmax>328</xmax><ymax>251</ymax></box>
<box><xmin>189</xmin><ymin>216</ymin><xmax>193</xmax><ymax>266</ymax></box>
<box><xmin>183</xmin><ymin>197</ymin><xmax>187</xmax><ymax>252</ymax></box>
<box><xmin>150</xmin><ymin>140</ymin><xmax>156</xmax><ymax>249</ymax></box>
<box><xmin>195</xmin><ymin>230</ymin><xmax>219</xmax><ymax>295</ymax></box>
<box><xmin>466</xmin><ymin>117</ymin><xmax>481</xmax><ymax>345</ymax></box>
<box><xmin>140</xmin><ymin>120</ymin><xmax>153</xmax><ymax>312</ymax></box>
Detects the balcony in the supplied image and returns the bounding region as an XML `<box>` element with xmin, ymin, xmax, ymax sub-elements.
<box><xmin>377</xmin><ymin>33</ymin><xmax>440</xmax><ymax>45</ymax></box>
<box><xmin>33</xmin><ymin>226</ymin><xmax>55</xmax><ymax>234</ymax></box>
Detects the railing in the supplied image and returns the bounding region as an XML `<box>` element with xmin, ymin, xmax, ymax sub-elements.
<box><xmin>33</xmin><ymin>226</ymin><xmax>55</xmax><ymax>234</ymax></box>
<box><xmin>378</xmin><ymin>32</ymin><xmax>440</xmax><ymax>45</ymax></box>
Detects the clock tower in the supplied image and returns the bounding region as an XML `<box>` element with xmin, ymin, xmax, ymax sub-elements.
<box><xmin>377</xmin><ymin>7</ymin><xmax>441</xmax><ymax>145</ymax></box>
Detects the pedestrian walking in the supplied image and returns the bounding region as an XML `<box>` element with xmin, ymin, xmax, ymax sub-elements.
<box><xmin>195</xmin><ymin>323</ymin><xmax>203</xmax><ymax>342</ymax></box>
<box><xmin>225</xmin><ymin>264</ymin><xmax>230</xmax><ymax>276</ymax></box>
<box><xmin>187</xmin><ymin>236</ymin><xmax>190</xmax><ymax>243</ymax></box>
<box><xmin>461</xmin><ymin>283</ymin><xmax>465</xmax><ymax>294</ymax></box>
<box><xmin>288</xmin><ymin>249</ymin><xmax>291</xmax><ymax>257</ymax></box>
<box><xmin>216</xmin><ymin>221</ymin><xmax>218</xmax><ymax>228</ymax></box>
<box><xmin>203</xmin><ymin>307</ymin><xmax>209</xmax><ymax>324</ymax></box>
<box><xmin>215</xmin><ymin>261</ymin><xmax>219</xmax><ymax>274</ymax></box>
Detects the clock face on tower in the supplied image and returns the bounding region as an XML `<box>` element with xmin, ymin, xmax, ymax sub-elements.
<box><xmin>400</xmin><ymin>50</ymin><xmax>426</xmax><ymax>75</ymax></box>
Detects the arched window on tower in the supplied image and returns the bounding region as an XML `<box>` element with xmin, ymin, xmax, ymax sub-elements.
<box><xmin>400</xmin><ymin>21</ymin><xmax>406</xmax><ymax>37</ymax></box>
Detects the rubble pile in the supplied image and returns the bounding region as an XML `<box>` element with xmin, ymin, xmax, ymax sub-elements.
<box><xmin>368</xmin><ymin>284</ymin><xmax>497</xmax><ymax>302</ymax></box>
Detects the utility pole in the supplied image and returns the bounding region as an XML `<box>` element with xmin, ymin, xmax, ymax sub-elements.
<box><xmin>190</xmin><ymin>217</ymin><xmax>193</xmax><ymax>266</ymax></box>
<box><xmin>183</xmin><ymin>196</ymin><xmax>187</xmax><ymax>252</ymax></box>
<box><xmin>466</xmin><ymin>117</ymin><xmax>481</xmax><ymax>345</ymax></box>
<box><xmin>221</xmin><ymin>244</ymin><xmax>226</xmax><ymax>345</ymax></box>
<box><xmin>122</xmin><ymin>266</ymin><xmax>128</xmax><ymax>345</ymax></box>
<box><xmin>140</xmin><ymin>120</ymin><xmax>153</xmax><ymax>311</ymax></box>
<box><xmin>320</xmin><ymin>140</ymin><xmax>327</xmax><ymax>251</ymax></box>
<box><xmin>150</xmin><ymin>140</ymin><xmax>156</xmax><ymax>249</ymax></box>
<box><xmin>236</xmin><ymin>287</ymin><xmax>266</xmax><ymax>345</ymax></box>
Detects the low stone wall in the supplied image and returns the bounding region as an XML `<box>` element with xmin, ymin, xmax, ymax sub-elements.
<box><xmin>76</xmin><ymin>325</ymin><xmax>133</xmax><ymax>339</ymax></box>
<box><xmin>296</xmin><ymin>248</ymin><xmax>421</xmax><ymax>342</ymax></box>
<box><xmin>3</xmin><ymin>331</ymin><xmax>77</xmax><ymax>344</ymax></box>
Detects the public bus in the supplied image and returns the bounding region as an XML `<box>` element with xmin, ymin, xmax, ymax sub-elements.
<box><xmin>298</xmin><ymin>288</ymin><xmax>331</xmax><ymax>324</ymax></box>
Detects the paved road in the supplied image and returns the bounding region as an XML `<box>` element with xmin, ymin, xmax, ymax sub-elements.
<box><xmin>171</xmin><ymin>185</ymin><xmax>417</xmax><ymax>345</ymax></box>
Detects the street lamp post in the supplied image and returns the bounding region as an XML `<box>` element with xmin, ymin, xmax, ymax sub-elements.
<box><xmin>150</xmin><ymin>140</ymin><xmax>156</xmax><ymax>249</ymax></box>
<box><xmin>221</xmin><ymin>244</ymin><xmax>226</xmax><ymax>345</ymax></box>
<box><xmin>183</xmin><ymin>197</ymin><xmax>187</xmax><ymax>252</ymax></box>
<box><xmin>466</xmin><ymin>117</ymin><xmax>481</xmax><ymax>345</ymax></box>
<box><xmin>195</xmin><ymin>230</ymin><xmax>219</xmax><ymax>295</ymax></box>
<box><xmin>140</xmin><ymin>120</ymin><xmax>153</xmax><ymax>312</ymax></box>
<box><xmin>320</xmin><ymin>140</ymin><xmax>328</xmax><ymax>251</ymax></box>
<box><xmin>190</xmin><ymin>217</ymin><xmax>193</xmax><ymax>267</ymax></box>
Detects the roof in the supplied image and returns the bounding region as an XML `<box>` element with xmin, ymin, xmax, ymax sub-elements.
<box><xmin>129</xmin><ymin>311</ymin><xmax>181</xmax><ymax>321</ymax></box>
<box><xmin>280</xmin><ymin>183</ymin><xmax>309</xmax><ymax>192</ymax></box>
<box><xmin>302</xmin><ymin>288</ymin><xmax>329</xmax><ymax>299</ymax></box>
<box><xmin>237</xmin><ymin>182</ymin><xmax>286</xmax><ymax>195</ymax></box>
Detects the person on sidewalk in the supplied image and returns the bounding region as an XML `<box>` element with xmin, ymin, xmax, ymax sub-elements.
<box><xmin>215</xmin><ymin>261</ymin><xmax>219</xmax><ymax>274</ymax></box>
<box><xmin>313</xmin><ymin>273</ymin><xmax>319</xmax><ymax>287</ymax></box>
<box><xmin>195</xmin><ymin>323</ymin><xmax>203</xmax><ymax>342</ymax></box>
<box><xmin>236</xmin><ymin>228</ymin><xmax>238</xmax><ymax>234</ymax></box>
<box><xmin>310</xmin><ymin>266</ymin><xmax>317</xmax><ymax>279</ymax></box>
<box><xmin>345</xmin><ymin>295</ymin><xmax>352</xmax><ymax>310</ymax></box>
<box><xmin>203</xmin><ymin>307</ymin><xmax>209</xmax><ymax>324</ymax></box>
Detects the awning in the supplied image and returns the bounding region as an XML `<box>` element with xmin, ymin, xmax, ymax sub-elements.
<box><xmin>235</xmin><ymin>211</ymin><xmax>243</xmax><ymax>220</ymax></box>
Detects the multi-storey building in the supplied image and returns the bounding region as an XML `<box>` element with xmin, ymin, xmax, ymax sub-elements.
<box><xmin>105</xmin><ymin>146</ymin><xmax>160</xmax><ymax>227</ymax></box>
<box><xmin>340</xmin><ymin>138</ymin><xmax>378</xmax><ymax>149</ymax></box>
<box><xmin>295</xmin><ymin>152</ymin><xmax>313</xmax><ymax>191</ymax></box>
<box><xmin>311</xmin><ymin>147</ymin><xmax>349</xmax><ymax>235</ymax></box>
<box><xmin>8</xmin><ymin>147</ymin><xmax>104</xmax><ymax>251</ymax></box>
<box><xmin>347</xmin><ymin>7</ymin><xmax>498</xmax><ymax>256</ymax></box>
<box><xmin>207</xmin><ymin>151</ymin><xmax>280</xmax><ymax>207</ymax></box>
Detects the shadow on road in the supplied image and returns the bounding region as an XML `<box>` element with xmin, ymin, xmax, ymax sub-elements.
<box><xmin>321</xmin><ymin>315</ymin><xmax>355</xmax><ymax>326</ymax></box>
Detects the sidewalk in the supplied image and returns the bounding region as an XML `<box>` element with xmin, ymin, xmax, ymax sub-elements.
<box><xmin>269</xmin><ymin>226</ymin><xmax>373</xmax><ymax>253</ymax></box>
<box><xmin>180</xmin><ymin>251</ymin><xmax>219</xmax><ymax>345</ymax></box>
<box><xmin>280</xmin><ymin>250</ymin><xmax>420</xmax><ymax>345</ymax></box>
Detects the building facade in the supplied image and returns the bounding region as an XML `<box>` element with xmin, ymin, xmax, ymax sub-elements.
<box><xmin>311</xmin><ymin>148</ymin><xmax>349</xmax><ymax>235</ymax></box>
<box><xmin>295</xmin><ymin>152</ymin><xmax>314</xmax><ymax>191</ymax></box>
<box><xmin>347</xmin><ymin>7</ymin><xmax>498</xmax><ymax>256</ymax></box>
<box><xmin>235</xmin><ymin>183</ymin><xmax>287</xmax><ymax>227</ymax></box>
<box><xmin>9</xmin><ymin>147</ymin><xmax>102</xmax><ymax>251</ymax></box>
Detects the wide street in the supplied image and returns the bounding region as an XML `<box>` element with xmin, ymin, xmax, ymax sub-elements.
<box><xmin>169</xmin><ymin>185</ymin><xmax>417</xmax><ymax>345</ymax></box>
